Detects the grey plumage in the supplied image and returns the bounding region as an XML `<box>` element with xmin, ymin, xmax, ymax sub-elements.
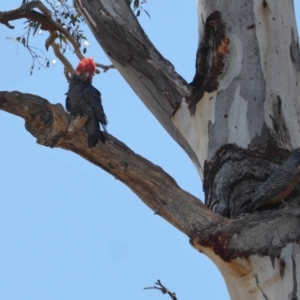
<box><xmin>240</xmin><ymin>150</ymin><xmax>300</xmax><ymax>213</ymax></box>
<box><xmin>66</xmin><ymin>73</ymin><xmax>108</xmax><ymax>147</ymax></box>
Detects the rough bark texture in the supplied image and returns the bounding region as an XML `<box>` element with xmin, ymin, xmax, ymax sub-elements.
<box><xmin>2</xmin><ymin>0</ymin><xmax>300</xmax><ymax>299</ymax></box>
<box><xmin>0</xmin><ymin>90</ymin><xmax>222</xmax><ymax>236</ymax></box>
<box><xmin>2</xmin><ymin>91</ymin><xmax>300</xmax><ymax>258</ymax></box>
<box><xmin>190</xmin><ymin>0</ymin><xmax>300</xmax><ymax>218</ymax></box>
<box><xmin>204</xmin><ymin>145</ymin><xmax>294</xmax><ymax>217</ymax></box>
<box><xmin>188</xmin><ymin>0</ymin><xmax>300</xmax><ymax>299</ymax></box>
<box><xmin>71</xmin><ymin>0</ymin><xmax>300</xmax><ymax>299</ymax></box>
<box><xmin>73</xmin><ymin>0</ymin><xmax>300</xmax><ymax>213</ymax></box>
<box><xmin>187</xmin><ymin>10</ymin><xmax>230</xmax><ymax>113</ymax></box>
<box><xmin>74</xmin><ymin>0</ymin><xmax>202</xmax><ymax>172</ymax></box>
<box><xmin>191</xmin><ymin>205</ymin><xmax>300</xmax><ymax>261</ymax></box>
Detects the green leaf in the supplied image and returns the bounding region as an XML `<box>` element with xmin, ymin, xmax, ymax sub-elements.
<box><xmin>46</xmin><ymin>61</ymin><xmax>50</xmax><ymax>68</ymax></box>
<box><xmin>21</xmin><ymin>37</ymin><xmax>26</xmax><ymax>47</ymax></box>
<box><xmin>136</xmin><ymin>9</ymin><xmax>140</xmax><ymax>17</ymax></box>
<box><xmin>83</xmin><ymin>47</ymin><xmax>87</xmax><ymax>54</ymax></box>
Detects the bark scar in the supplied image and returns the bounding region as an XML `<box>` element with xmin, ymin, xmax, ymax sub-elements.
<box><xmin>255</xmin><ymin>274</ymin><xmax>269</xmax><ymax>300</ymax></box>
<box><xmin>290</xmin><ymin>254</ymin><xmax>298</xmax><ymax>300</ymax></box>
<box><xmin>290</xmin><ymin>27</ymin><xmax>300</xmax><ymax>72</ymax></box>
<box><xmin>186</xmin><ymin>11</ymin><xmax>229</xmax><ymax>114</ymax></box>
<box><xmin>279</xmin><ymin>257</ymin><xmax>286</xmax><ymax>278</ymax></box>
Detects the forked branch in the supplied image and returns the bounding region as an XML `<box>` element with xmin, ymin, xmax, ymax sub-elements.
<box><xmin>0</xmin><ymin>90</ymin><xmax>223</xmax><ymax>236</ymax></box>
<box><xmin>144</xmin><ymin>280</ymin><xmax>177</xmax><ymax>300</ymax></box>
<box><xmin>0</xmin><ymin>1</ymin><xmax>115</xmax><ymax>80</ymax></box>
<box><xmin>1</xmin><ymin>90</ymin><xmax>300</xmax><ymax>261</ymax></box>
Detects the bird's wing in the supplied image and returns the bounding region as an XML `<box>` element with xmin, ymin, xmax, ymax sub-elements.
<box><xmin>65</xmin><ymin>95</ymin><xmax>71</xmax><ymax>112</ymax></box>
<box><xmin>253</xmin><ymin>169</ymin><xmax>292</xmax><ymax>203</ymax></box>
<box><xmin>240</xmin><ymin>169</ymin><xmax>292</xmax><ymax>213</ymax></box>
<box><xmin>65</xmin><ymin>80</ymin><xmax>79</xmax><ymax>113</ymax></box>
<box><xmin>82</xmin><ymin>84</ymin><xmax>108</xmax><ymax>129</ymax></box>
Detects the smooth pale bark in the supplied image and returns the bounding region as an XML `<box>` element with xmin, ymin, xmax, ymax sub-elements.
<box><xmin>190</xmin><ymin>0</ymin><xmax>300</xmax><ymax>160</ymax></box>
<box><xmin>73</xmin><ymin>0</ymin><xmax>300</xmax><ymax>299</ymax></box>
<box><xmin>2</xmin><ymin>0</ymin><xmax>300</xmax><ymax>299</ymax></box>
<box><xmin>199</xmin><ymin>244</ymin><xmax>300</xmax><ymax>300</ymax></box>
<box><xmin>2</xmin><ymin>90</ymin><xmax>300</xmax><ymax>268</ymax></box>
<box><xmin>74</xmin><ymin>0</ymin><xmax>203</xmax><ymax>171</ymax></box>
<box><xmin>191</xmin><ymin>1</ymin><xmax>300</xmax><ymax>299</ymax></box>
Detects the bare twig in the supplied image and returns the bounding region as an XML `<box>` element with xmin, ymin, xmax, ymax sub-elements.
<box><xmin>0</xmin><ymin>1</ymin><xmax>114</xmax><ymax>79</ymax></box>
<box><xmin>95</xmin><ymin>62</ymin><xmax>115</xmax><ymax>72</ymax></box>
<box><xmin>51</xmin><ymin>42</ymin><xmax>74</xmax><ymax>80</ymax></box>
<box><xmin>144</xmin><ymin>280</ymin><xmax>178</xmax><ymax>300</ymax></box>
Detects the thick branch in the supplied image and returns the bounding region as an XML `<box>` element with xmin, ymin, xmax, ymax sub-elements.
<box><xmin>1</xmin><ymin>90</ymin><xmax>300</xmax><ymax>261</ymax></box>
<box><xmin>0</xmin><ymin>90</ymin><xmax>223</xmax><ymax>236</ymax></box>
<box><xmin>191</xmin><ymin>205</ymin><xmax>300</xmax><ymax>261</ymax></box>
<box><xmin>74</xmin><ymin>0</ymin><xmax>201</xmax><ymax>170</ymax></box>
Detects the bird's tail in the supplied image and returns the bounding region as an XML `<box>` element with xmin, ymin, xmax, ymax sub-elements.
<box><xmin>98</xmin><ymin>128</ymin><xmax>106</xmax><ymax>143</ymax></box>
<box><xmin>86</xmin><ymin>118</ymin><xmax>106</xmax><ymax>148</ymax></box>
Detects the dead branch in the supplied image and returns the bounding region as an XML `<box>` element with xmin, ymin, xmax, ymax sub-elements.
<box><xmin>0</xmin><ymin>1</ymin><xmax>114</xmax><ymax>79</ymax></box>
<box><xmin>51</xmin><ymin>42</ymin><xmax>74</xmax><ymax>80</ymax></box>
<box><xmin>144</xmin><ymin>280</ymin><xmax>177</xmax><ymax>300</ymax></box>
<box><xmin>95</xmin><ymin>62</ymin><xmax>115</xmax><ymax>72</ymax></box>
<box><xmin>0</xmin><ymin>90</ymin><xmax>223</xmax><ymax>236</ymax></box>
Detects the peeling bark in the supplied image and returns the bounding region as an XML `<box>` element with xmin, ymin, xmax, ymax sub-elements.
<box><xmin>204</xmin><ymin>144</ymin><xmax>293</xmax><ymax>217</ymax></box>
<box><xmin>2</xmin><ymin>90</ymin><xmax>300</xmax><ymax>265</ymax></box>
<box><xmin>187</xmin><ymin>11</ymin><xmax>229</xmax><ymax>113</ymax></box>
<box><xmin>189</xmin><ymin>0</ymin><xmax>300</xmax><ymax>220</ymax></box>
<box><xmin>1</xmin><ymin>99</ymin><xmax>300</xmax><ymax>299</ymax></box>
<box><xmin>74</xmin><ymin>0</ymin><xmax>201</xmax><ymax>172</ymax></box>
<box><xmin>191</xmin><ymin>206</ymin><xmax>300</xmax><ymax>261</ymax></box>
<box><xmin>2</xmin><ymin>0</ymin><xmax>300</xmax><ymax>299</ymax></box>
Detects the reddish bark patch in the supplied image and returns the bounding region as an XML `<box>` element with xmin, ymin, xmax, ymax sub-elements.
<box><xmin>190</xmin><ymin>207</ymin><xmax>300</xmax><ymax>261</ymax></box>
<box><xmin>186</xmin><ymin>11</ymin><xmax>229</xmax><ymax>114</ymax></box>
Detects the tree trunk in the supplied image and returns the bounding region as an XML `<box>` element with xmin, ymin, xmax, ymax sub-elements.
<box><xmin>1</xmin><ymin>0</ymin><xmax>300</xmax><ymax>299</ymax></box>
<box><xmin>74</xmin><ymin>0</ymin><xmax>300</xmax><ymax>298</ymax></box>
<box><xmin>192</xmin><ymin>1</ymin><xmax>300</xmax><ymax>298</ymax></box>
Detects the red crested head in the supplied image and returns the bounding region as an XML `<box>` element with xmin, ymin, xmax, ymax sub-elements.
<box><xmin>75</xmin><ymin>57</ymin><xmax>96</xmax><ymax>81</ymax></box>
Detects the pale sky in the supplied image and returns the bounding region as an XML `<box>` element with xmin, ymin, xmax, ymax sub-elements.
<box><xmin>0</xmin><ymin>1</ymin><xmax>299</xmax><ymax>300</ymax></box>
